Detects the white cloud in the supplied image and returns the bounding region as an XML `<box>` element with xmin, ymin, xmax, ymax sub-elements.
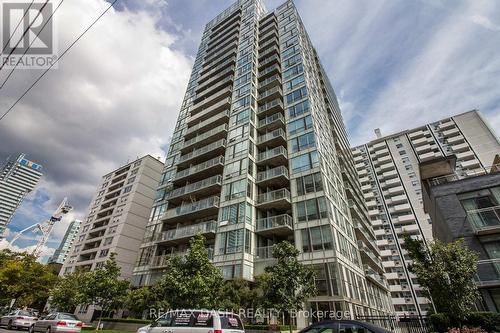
<box><xmin>0</xmin><ymin>0</ymin><xmax>193</xmax><ymax>253</ymax></box>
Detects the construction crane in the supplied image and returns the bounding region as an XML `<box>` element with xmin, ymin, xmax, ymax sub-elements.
<box><xmin>9</xmin><ymin>198</ymin><xmax>73</xmax><ymax>258</ymax></box>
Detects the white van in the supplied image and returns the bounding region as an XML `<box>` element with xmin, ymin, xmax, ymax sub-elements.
<box><xmin>142</xmin><ymin>310</ymin><xmax>245</xmax><ymax>333</ymax></box>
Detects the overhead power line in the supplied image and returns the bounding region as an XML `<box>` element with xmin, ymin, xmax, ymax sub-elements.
<box><xmin>0</xmin><ymin>0</ymin><xmax>65</xmax><ymax>89</ymax></box>
<box><xmin>0</xmin><ymin>0</ymin><xmax>120</xmax><ymax>123</ymax></box>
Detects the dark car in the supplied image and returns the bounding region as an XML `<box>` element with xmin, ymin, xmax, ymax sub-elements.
<box><xmin>300</xmin><ymin>320</ymin><xmax>392</xmax><ymax>333</ymax></box>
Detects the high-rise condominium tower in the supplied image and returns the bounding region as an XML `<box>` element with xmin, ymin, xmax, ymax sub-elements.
<box><xmin>352</xmin><ymin>110</ymin><xmax>500</xmax><ymax>316</ymax></box>
<box><xmin>48</xmin><ymin>219</ymin><xmax>82</xmax><ymax>265</ymax></box>
<box><xmin>59</xmin><ymin>155</ymin><xmax>163</xmax><ymax>322</ymax></box>
<box><xmin>133</xmin><ymin>0</ymin><xmax>392</xmax><ymax>322</ymax></box>
<box><xmin>0</xmin><ymin>154</ymin><xmax>43</xmax><ymax>239</ymax></box>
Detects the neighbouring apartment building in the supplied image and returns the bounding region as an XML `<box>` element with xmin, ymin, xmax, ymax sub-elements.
<box><xmin>0</xmin><ymin>154</ymin><xmax>43</xmax><ymax>239</ymax></box>
<box><xmin>48</xmin><ymin>219</ymin><xmax>82</xmax><ymax>265</ymax></box>
<box><xmin>352</xmin><ymin>110</ymin><xmax>500</xmax><ymax>316</ymax></box>
<box><xmin>59</xmin><ymin>155</ymin><xmax>163</xmax><ymax>322</ymax></box>
<box><xmin>132</xmin><ymin>0</ymin><xmax>393</xmax><ymax>325</ymax></box>
<box><xmin>420</xmin><ymin>154</ymin><xmax>500</xmax><ymax>312</ymax></box>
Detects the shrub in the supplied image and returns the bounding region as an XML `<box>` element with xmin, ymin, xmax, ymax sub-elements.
<box><xmin>448</xmin><ymin>327</ymin><xmax>487</xmax><ymax>333</ymax></box>
<box><xmin>430</xmin><ymin>313</ymin><xmax>451</xmax><ymax>333</ymax></box>
<box><xmin>466</xmin><ymin>312</ymin><xmax>500</xmax><ymax>332</ymax></box>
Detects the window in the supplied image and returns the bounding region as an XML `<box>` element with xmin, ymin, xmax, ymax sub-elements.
<box><xmin>283</xmin><ymin>63</ymin><xmax>303</xmax><ymax>79</ymax></box>
<box><xmin>99</xmin><ymin>249</ymin><xmax>109</xmax><ymax>257</ymax></box>
<box><xmin>399</xmin><ymin>150</ymin><xmax>407</xmax><ymax>156</ymax></box>
<box><xmin>123</xmin><ymin>185</ymin><xmax>132</xmax><ymax>193</ymax></box>
<box><xmin>291</xmin><ymin>132</ymin><xmax>315</xmax><ymax>152</ymax></box>
<box><xmin>301</xmin><ymin>225</ymin><xmax>335</xmax><ymax>252</ymax></box>
<box><xmin>286</xmin><ymin>86</ymin><xmax>307</xmax><ymax>104</ymax></box>
<box><xmin>287</xmin><ymin>100</ymin><xmax>310</xmax><ymax>118</ymax></box>
<box><xmin>222</xmin><ymin>179</ymin><xmax>249</xmax><ymax>200</ymax></box>
<box><xmin>284</xmin><ymin>74</ymin><xmax>305</xmax><ymax>91</ymax></box>
<box><xmin>291</xmin><ymin>151</ymin><xmax>319</xmax><ymax>173</ymax></box>
<box><xmin>154</xmin><ymin>311</ymin><xmax>175</xmax><ymax>327</ymax></box>
<box><xmin>104</xmin><ymin>237</ymin><xmax>113</xmax><ymax>245</ymax></box>
<box><xmin>232</xmin><ymin>109</ymin><xmax>251</xmax><ymax>125</ymax></box>
<box><xmin>296</xmin><ymin>197</ymin><xmax>329</xmax><ymax>222</ymax></box>
<box><xmin>226</xmin><ymin>141</ymin><xmax>249</xmax><ymax>159</ymax></box>
<box><xmin>296</xmin><ymin>172</ymin><xmax>323</xmax><ymax>195</ymax></box>
<box><xmin>218</xmin><ymin>229</ymin><xmax>248</xmax><ymax>254</ymax></box>
<box><xmin>224</xmin><ymin>159</ymin><xmax>248</xmax><ymax>178</ymax></box>
<box><xmin>127</xmin><ymin>176</ymin><xmax>136</xmax><ymax>184</ymax></box>
<box><xmin>221</xmin><ymin>202</ymin><xmax>252</xmax><ymax>225</ymax></box>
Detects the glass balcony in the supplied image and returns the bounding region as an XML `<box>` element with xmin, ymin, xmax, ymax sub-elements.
<box><xmin>152</xmin><ymin>248</ymin><xmax>215</xmax><ymax>268</ymax></box>
<box><xmin>166</xmin><ymin>175</ymin><xmax>222</xmax><ymax>204</ymax></box>
<box><xmin>476</xmin><ymin>259</ymin><xmax>500</xmax><ymax>287</ymax></box>
<box><xmin>257</xmin><ymin>112</ymin><xmax>285</xmax><ymax>132</ymax></box>
<box><xmin>205</xmin><ymin>36</ymin><xmax>238</xmax><ymax>61</ymax></box>
<box><xmin>257</xmin><ymin>146</ymin><xmax>287</xmax><ymax>166</ymax></box>
<box><xmin>174</xmin><ymin>156</ymin><xmax>224</xmax><ymax>183</ymax></box>
<box><xmin>185</xmin><ymin>111</ymin><xmax>229</xmax><ymax>137</ymax></box>
<box><xmin>162</xmin><ymin>196</ymin><xmax>220</xmax><ymax>223</ymax></box>
<box><xmin>467</xmin><ymin>205</ymin><xmax>500</xmax><ymax>235</ymax></box>
<box><xmin>181</xmin><ymin>124</ymin><xmax>228</xmax><ymax>152</ymax></box>
<box><xmin>255</xmin><ymin>245</ymin><xmax>275</xmax><ymax>260</ymax></box>
<box><xmin>256</xmin><ymin>214</ymin><xmax>293</xmax><ymax>236</ymax></box>
<box><xmin>194</xmin><ymin>76</ymin><xmax>233</xmax><ymax>102</ymax></box>
<box><xmin>257</xmin><ymin>99</ymin><xmax>284</xmax><ymax>117</ymax></box>
<box><xmin>257</xmin><ymin>128</ymin><xmax>286</xmax><ymax>148</ymax></box>
<box><xmin>196</xmin><ymin>66</ymin><xmax>235</xmax><ymax>92</ymax></box>
<box><xmin>191</xmin><ymin>86</ymin><xmax>232</xmax><ymax>114</ymax></box>
<box><xmin>256</xmin><ymin>166</ymin><xmax>289</xmax><ymax>187</ymax></box>
<box><xmin>258</xmin><ymin>63</ymin><xmax>280</xmax><ymax>79</ymax></box>
<box><xmin>258</xmin><ymin>74</ymin><xmax>281</xmax><ymax>91</ymax></box>
<box><xmin>256</xmin><ymin>188</ymin><xmax>291</xmax><ymax>210</ymax></box>
<box><xmin>358</xmin><ymin>241</ymin><xmax>384</xmax><ymax>273</ymax></box>
<box><xmin>156</xmin><ymin>220</ymin><xmax>217</xmax><ymax>244</ymax></box>
<box><xmin>198</xmin><ymin>56</ymin><xmax>236</xmax><ymax>81</ymax></box>
<box><xmin>258</xmin><ymin>86</ymin><xmax>282</xmax><ymax>103</ymax></box>
<box><xmin>258</xmin><ymin>45</ymin><xmax>280</xmax><ymax>61</ymax></box>
<box><xmin>259</xmin><ymin>54</ymin><xmax>280</xmax><ymax>69</ymax></box>
<box><xmin>178</xmin><ymin>139</ymin><xmax>226</xmax><ymax>167</ymax></box>
<box><xmin>365</xmin><ymin>265</ymin><xmax>389</xmax><ymax>290</ymax></box>
<box><xmin>259</xmin><ymin>36</ymin><xmax>279</xmax><ymax>52</ymax></box>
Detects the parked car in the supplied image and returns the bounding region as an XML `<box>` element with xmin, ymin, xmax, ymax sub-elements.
<box><xmin>30</xmin><ymin>313</ymin><xmax>82</xmax><ymax>333</ymax></box>
<box><xmin>139</xmin><ymin>310</ymin><xmax>244</xmax><ymax>333</ymax></box>
<box><xmin>299</xmin><ymin>320</ymin><xmax>392</xmax><ymax>333</ymax></box>
<box><xmin>0</xmin><ymin>309</ymin><xmax>38</xmax><ymax>330</ymax></box>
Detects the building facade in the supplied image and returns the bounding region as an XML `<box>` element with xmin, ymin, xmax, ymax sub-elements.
<box><xmin>48</xmin><ymin>219</ymin><xmax>82</xmax><ymax>265</ymax></box>
<box><xmin>59</xmin><ymin>155</ymin><xmax>163</xmax><ymax>322</ymax></box>
<box><xmin>0</xmin><ymin>154</ymin><xmax>43</xmax><ymax>239</ymax></box>
<box><xmin>352</xmin><ymin>110</ymin><xmax>500</xmax><ymax>316</ymax></box>
<box><xmin>132</xmin><ymin>0</ymin><xmax>392</xmax><ymax>323</ymax></box>
<box><xmin>420</xmin><ymin>155</ymin><xmax>500</xmax><ymax>312</ymax></box>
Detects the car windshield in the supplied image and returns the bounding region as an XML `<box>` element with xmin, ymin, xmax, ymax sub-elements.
<box><xmin>220</xmin><ymin>315</ymin><xmax>243</xmax><ymax>329</ymax></box>
<box><xmin>58</xmin><ymin>314</ymin><xmax>78</xmax><ymax>320</ymax></box>
<box><xmin>18</xmin><ymin>310</ymin><xmax>34</xmax><ymax>316</ymax></box>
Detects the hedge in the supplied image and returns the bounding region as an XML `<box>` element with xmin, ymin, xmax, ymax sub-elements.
<box><xmin>430</xmin><ymin>312</ymin><xmax>500</xmax><ymax>333</ymax></box>
<box><xmin>99</xmin><ymin>318</ymin><xmax>151</xmax><ymax>324</ymax></box>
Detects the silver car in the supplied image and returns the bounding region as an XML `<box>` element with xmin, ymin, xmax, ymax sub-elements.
<box><xmin>0</xmin><ymin>309</ymin><xmax>38</xmax><ymax>330</ymax></box>
<box><xmin>30</xmin><ymin>313</ymin><xmax>82</xmax><ymax>333</ymax></box>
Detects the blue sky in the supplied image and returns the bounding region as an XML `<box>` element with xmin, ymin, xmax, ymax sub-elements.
<box><xmin>0</xmin><ymin>0</ymin><xmax>499</xmax><ymax>259</ymax></box>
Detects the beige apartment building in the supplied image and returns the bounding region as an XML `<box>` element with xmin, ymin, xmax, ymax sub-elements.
<box><xmin>59</xmin><ymin>155</ymin><xmax>163</xmax><ymax>322</ymax></box>
<box><xmin>352</xmin><ymin>110</ymin><xmax>500</xmax><ymax>316</ymax></box>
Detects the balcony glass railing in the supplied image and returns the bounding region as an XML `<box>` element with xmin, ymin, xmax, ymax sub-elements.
<box><xmin>257</xmin><ymin>128</ymin><xmax>286</xmax><ymax>144</ymax></box>
<box><xmin>182</xmin><ymin>124</ymin><xmax>228</xmax><ymax>149</ymax></box>
<box><xmin>476</xmin><ymin>259</ymin><xmax>500</xmax><ymax>286</ymax></box>
<box><xmin>152</xmin><ymin>248</ymin><xmax>215</xmax><ymax>267</ymax></box>
<box><xmin>257</xmin><ymin>188</ymin><xmax>291</xmax><ymax>204</ymax></box>
<box><xmin>256</xmin><ymin>214</ymin><xmax>293</xmax><ymax>231</ymax></box>
<box><xmin>258</xmin><ymin>86</ymin><xmax>282</xmax><ymax>100</ymax></box>
<box><xmin>166</xmin><ymin>175</ymin><xmax>222</xmax><ymax>200</ymax></box>
<box><xmin>167</xmin><ymin>196</ymin><xmax>220</xmax><ymax>218</ymax></box>
<box><xmin>467</xmin><ymin>205</ymin><xmax>500</xmax><ymax>233</ymax></box>
<box><xmin>258</xmin><ymin>99</ymin><xmax>283</xmax><ymax>114</ymax></box>
<box><xmin>257</xmin><ymin>146</ymin><xmax>287</xmax><ymax>162</ymax></box>
<box><xmin>186</xmin><ymin>111</ymin><xmax>229</xmax><ymax>135</ymax></box>
<box><xmin>258</xmin><ymin>74</ymin><xmax>281</xmax><ymax>89</ymax></box>
<box><xmin>174</xmin><ymin>156</ymin><xmax>224</xmax><ymax>180</ymax></box>
<box><xmin>257</xmin><ymin>166</ymin><xmax>289</xmax><ymax>182</ymax></box>
<box><xmin>255</xmin><ymin>245</ymin><xmax>275</xmax><ymax>259</ymax></box>
<box><xmin>258</xmin><ymin>113</ymin><xmax>284</xmax><ymax>128</ymax></box>
<box><xmin>178</xmin><ymin>139</ymin><xmax>226</xmax><ymax>164</ymax></box>
<box><xmin>259</xmin><ymin>64</ymin><xmax>280</xmax><ymax>77</ymax></box>
<box><xmin>158</xmin><ymin>220</ymin><xmax>217</xmax><ymax>242</ymax></box>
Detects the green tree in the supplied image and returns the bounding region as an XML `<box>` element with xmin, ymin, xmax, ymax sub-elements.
<box><xmin>50</xmin><ymin>271</ymin><xmax>89</xmax><ymax>312</ymax></box>
<box><xmin>0</xmin><ymin>249</ymin><xmax>58</xmax><ymax>310</ymax></box>
<box><xmin>81</xmin><ymin>253</ymin><xmax>130</xmax><ymax>329</ymax></box>
<box><xmin>154</xmin><ymin>234</ymin><xmax>224</xmax><ymax>309</ymax></box>
<box><xmin>220</xmin><ymin>278</ymin><xmax>262</xmax><ymax>311</ymax></box>
<box><xmin>404</xmin><ymin>235</ymin><xmax>480</xmax><ymax>325</ymax></box>
<box><xmin>126</xmin><ymin>286</ymin><xmax>168</xmax><ymax>319</ymax></box>
<box><xmin>261</xmin><ymin>242</ymin><xmax>316</xmax><ymax>333</ymax></box>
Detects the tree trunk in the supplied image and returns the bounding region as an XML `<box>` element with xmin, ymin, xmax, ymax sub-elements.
<box><xmin>289</xmin><ymin>310</ymin><xmax>293</xmax><ymax>333</ymax></box>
